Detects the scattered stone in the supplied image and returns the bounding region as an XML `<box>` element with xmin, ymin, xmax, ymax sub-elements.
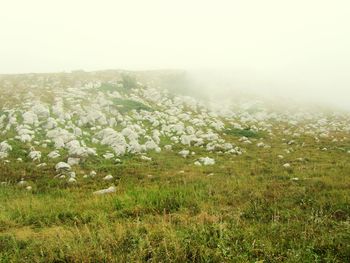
<box><xmin>199</xmin><ymin>157</ymin><xmax>215</xmax><ymax>165</ymax></box>
<box><xmin>194</xmin><ymin>161</ymin><xmax>201</xmax><ymax>166</ymax></box>
<box><xmin>257</xmin><ymin>142</ymin><xmax>265</xmax><ymax>147</ymax></box>
<box><xmin>178</xmin><ymin>149</ymin><xmax>190</xmax><ymax>158</ymax></box>
<box><xmin>93</xmin><ymin>186</ymin><xmax>116</xmax><ymax>195</ymax></box>
<box><xmin>103</xmin><ymin>174</ymin><xmax>114</xmax><ymax>181</ymax></box>
<box><xmin>140</xmin><ymin>155</ymin><xmax>152</xmax><ymax>161</ymax></box>
<box><xmin>164</xmin><ymin>145</ymin><xmax>172</xmax><ymax>151</ymax></box>
<box><xmin>68</xmin><ymin>177</ymin><xmax>77</xmax><ymax>183</ymax></box>
<box><xmin>283</xmin><ymin>163</ymin><xmax>291</xmax><ymax>168</ymax></box>
<box><xmin>55</xmin><ymin>162</ymin><xmax>71</xmax><ymax>171</ymax></box>
<box><xmin>18</xmin><ymin>179</ymin><xmax>27</xmax><ymax>186</ymax></box>
<box><xmin>103</xmin><ymin>152</ymin><xmax>114</xmax><ymax>159</ymax></box>
<box><xmin>68</xmin><ymin>172</ymin><xmax>76</xmax><ymax>178</ymax></box>
<box><xmin>29</xmin><ymin>150</ymin><xmax>41</xmax><ymax>161</ymax></box>
<box><xmin>67</xmin><ymin>157</ymin><xmax>80</xmax><ymax>166</ymax></box>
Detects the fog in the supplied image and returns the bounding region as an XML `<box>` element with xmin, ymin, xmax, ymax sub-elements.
<box><xmin>1</xmin><ymin>0</ymin><xmax>350</xmax><ymax>110</ymax></box>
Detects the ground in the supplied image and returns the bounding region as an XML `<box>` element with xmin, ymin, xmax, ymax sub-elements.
<box><xmin>1</xmin><ymin>132</ymin><xmax>349</xmax><ymax>262</ymax></box>
<box><xmin>0</xmin><ymin>71</ymin><xmax>349</xmax><ymax>262</ymax></box>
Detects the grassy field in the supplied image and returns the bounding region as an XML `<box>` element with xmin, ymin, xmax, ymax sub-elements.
<box><xmin>1</xmin><ymin>130</ymin><xmax>349</xmax><ymax>262</ymax></box>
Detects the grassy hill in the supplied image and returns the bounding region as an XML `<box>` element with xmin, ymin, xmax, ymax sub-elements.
<box><xmin>0</xmin><ymin>71</ymin><xmax>349</xmax><ymax>262</ymax></box>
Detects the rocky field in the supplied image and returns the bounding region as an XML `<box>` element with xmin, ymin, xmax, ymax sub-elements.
<box><xmin>0</xmin><ymin>71</ymin><xmax>349</xmax><ymax>262</ymax></box>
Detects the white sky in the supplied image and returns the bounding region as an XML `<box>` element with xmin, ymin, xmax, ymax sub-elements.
<box><xmin>1</xmin><ymin>0</ymin><xmax>350</xmax><ymax>109</ymax></box>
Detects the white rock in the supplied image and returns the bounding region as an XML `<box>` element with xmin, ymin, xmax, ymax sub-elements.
<box><xmin>48</xmin><ymin>150</ymin><xmax>60</xmax><ymax>159</ymax></box>
<box><xmin>67</xmin><ymin>157</ymin><xmax>80</xmax><ymax>166</ymax></box>
<box><xmin>283</xmin><ymin>163</ymin><xmax>291</xmax><ymax>168</ymax></box>
<box><xmin>96</xmin><ymin>128</ymin><xmax>127</xmax><ymax>156</ymax></box>
<box><xmin>0</xmin><ymin>141</ymin><xmax>12</xmax><ymax>153</ymax></box>
<box><xmin>55</xmin><ymin>162</ymin><xmax>71</xmax><ymax>171</ymax></box>
<box><xmin>22</xmin><ymin>111</ymin><xmax>38</xmax><ymax>125</ymax></box>
<box><xmin>66</xmin><ymin>140</ymin><xmax>95</xmax><ymax>157</ymax></box>
<box><xmin>194</xmin><ymin>161</ymin><xmax>202</xmax><ymax>166</ymax></box>
<box><xmin>199</xmin><ymin>157</ymin><xmax>215</xmax><ymax>165</ymax></box>
<box><xmin>19</xmin><ymin>134</ymin><xmax>32</xmax><ymax>143</ymax></box>
<box><xmin>164</xmin><ymin>145</ymin><xmax>172</xmax><ymax>151</ymax></box>
<box><xmin>32</xmin><ymin>104</ymin><xmax>50</xmax><ymax>118</ymax></box>
<box><xmin>140</xmin><ymin>155</ymin><xmax>152</xmax><ymax>161</ymax></box>
<box><xmin>18</xmin><ymin>179</ymin><xmax>27</xmax><ymax>186</ymax></box>
<box><xmin>0</xmin><ymin>152</ymin><xmax>9</xmax><ymax>159</ymax></box>
<box><xmin>68</xmin><ymin>177</ymin><xmax>77</xmax><ymax>183</ymax></box>
<box><xmin>29</xmin><ymin>150</ymin><xmax>41</xmax><ymax>161</ymax></box>
<box><xmin>144</xmin><ymin>140</ymin><xmax>159</xmax><ymax>152</ymax></box>
<box><xmin>103</xmin><ymin>152</ymin><xmax>114</xmax><ymax>159</ymax></box>
<box><xmin>103</xmin><ymin>174</ymin><xmax>114</xmax><ymax>181</ymax></box>
<box><xmin>93</xmin><ymin>186</ymin><xmax>116</xmax><ymax>195</ymax></box>
<box><xmin>178</xmin><ymin>149</ymin><xmax>190</xmax><ymax>158</ymax></box>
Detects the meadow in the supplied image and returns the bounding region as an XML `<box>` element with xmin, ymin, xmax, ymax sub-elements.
<box><xmin>0</xmin><ymin>71</ymin><xmax>349</xmax><ymax>262</ymax></box>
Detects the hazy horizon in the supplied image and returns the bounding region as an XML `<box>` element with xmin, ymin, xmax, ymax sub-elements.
<box><xmin>1</xmin><ymin>0</ymin><xmax>350</xmax><ymax>110</ymax></box>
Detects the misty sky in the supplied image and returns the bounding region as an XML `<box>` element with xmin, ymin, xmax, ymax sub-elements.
<box><xmin>1</xmin><ymin>0</ymin><xmax>350</xmax><ymax>109</ymax></box>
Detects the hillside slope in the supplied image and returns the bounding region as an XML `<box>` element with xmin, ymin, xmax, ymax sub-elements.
<box><xmin>0</xmin><ymin>71</ymin><xmax>350</xmax><ymax>262</ymax></box>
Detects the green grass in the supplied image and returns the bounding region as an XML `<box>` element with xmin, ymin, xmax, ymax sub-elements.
<box><xmin>1</xmin><ymin>71</ymin><xmax>349</xmax><ymax>262</ymax></box>
<box><xmin>0</xmin><ymin>131</ymin><xmax>350</xmax><ymax>262</ymax></box>
<box><xmin>112</xmin><ymin>98</ymin><xmax>153</xmax><ymax>113</ymax></box>
<box><xmin>99</xmin><ymin>82</ymin><xmax>131</xmax><ymax>95</ymax></box>
<box><xmin>99</xmin><ymin>75</ymin><xmax>138</xmax><ymax>94</ymax></box>
<box><xmin>225</xmin><ymin>128</ymin><xmax>265</xmax><ymax>138</ymax></box>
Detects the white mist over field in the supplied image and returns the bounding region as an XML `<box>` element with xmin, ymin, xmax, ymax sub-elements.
<box><xmin>0</xmin><ymin>0</ymin><xmax>349</xmax><ymax>110</ymax></box>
